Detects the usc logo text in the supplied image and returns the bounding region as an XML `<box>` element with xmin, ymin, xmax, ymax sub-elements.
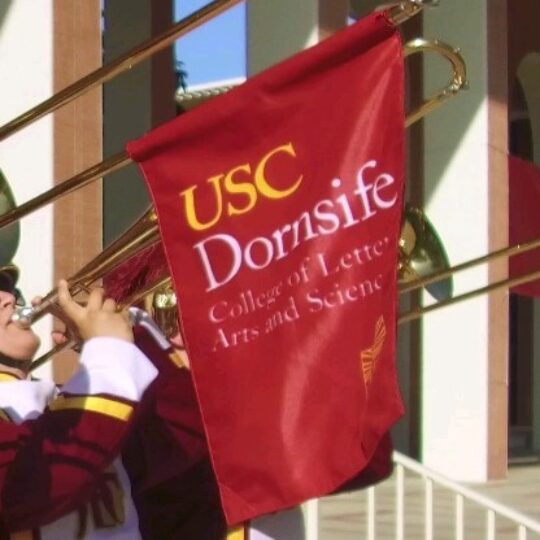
<box><xmin>179</xmin><ymin>142</ymin><xmax>303</xmax><ymax>232</ymax></box>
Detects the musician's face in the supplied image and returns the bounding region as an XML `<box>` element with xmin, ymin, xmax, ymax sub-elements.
<box><xmin>0</xmin><ymin>290</ymin><xmax>40</xmax><ymax>361</ymax></box>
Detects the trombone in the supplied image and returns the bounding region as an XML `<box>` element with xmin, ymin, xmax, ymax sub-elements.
<box><xmin>0</xmin><ymin>0</ymin><xmax>437</xmax><ymax>142</ymax></box>
<box><xmin>0</xmin><ymin>0</ymin><xmax>468</xmax><ymax>368</ymax></box>
<box><xmin>398</xmin><ymin>233</ymin><xmax>540</xmax><ymax>325</ymax></box>
<box><xmin>0</xmin><ymin>0</ymin><xmax>445</xmax><ymax>230</ymax></box>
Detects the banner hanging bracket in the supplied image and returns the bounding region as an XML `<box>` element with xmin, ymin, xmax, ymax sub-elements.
<box><xmin>385</xmin><ymin>0</ymin><xmax>439</xmax><ymax>26</ymax></box>
<box><xmin>404</xmin><ymin>38</ymin><xmax>467</xmax><ymax>126</ymax></box>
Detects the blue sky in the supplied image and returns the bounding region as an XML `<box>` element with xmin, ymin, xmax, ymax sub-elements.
<box><xmin>174</xmin><ymin>0</ymin><xmax>246</xmax><ymax>87</ymax></box>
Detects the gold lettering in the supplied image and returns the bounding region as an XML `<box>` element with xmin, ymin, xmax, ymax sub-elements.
<box><xmin>224</xmin><ymin>164</ymin><xmax>257</xmax><ymax>217</ymax></box>
<box><xmin>180</xmin><ymin>175</ymin><xmax>224</xmax><ymax>231</ymax></box>
<box><xmin>254</xmin><ymin>143</ymin><xmax>303</xmax><ymax>200</ymax></box>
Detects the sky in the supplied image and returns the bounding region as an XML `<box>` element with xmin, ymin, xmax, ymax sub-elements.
<box><xmin>174</xmin><ymin>0</ymin><xmax>246</xmax><ymax>88</ymax></box>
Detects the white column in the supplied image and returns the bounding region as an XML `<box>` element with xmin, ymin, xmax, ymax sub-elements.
<box><xmin>0</xmin><ymin>1</ymin><xmax>54</xmax><ymax>374</ymax></box>
<box><xmin>421</xmin><ymin>0</ymin><xmax>507</xmax><ymax>481</ymax></box>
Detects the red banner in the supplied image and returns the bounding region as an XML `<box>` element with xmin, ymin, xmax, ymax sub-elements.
<box><xmin>509</xmin><ymin>155</ymin><xmax>540</xmax><ymax>296</ymax></box>
<box><xmin>128</xmin><ymin>13</ymin><xmax>404</xmax><ymax>524</ymax></box>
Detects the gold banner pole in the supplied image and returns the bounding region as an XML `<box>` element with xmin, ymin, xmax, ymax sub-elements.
<box><xmin>400</xmin><ymin>235</ymin><xmax>540</xmax><ymax>295</ymax></box>
<box><xmin>0</xmin><ymin>0</ymin><xmax>243</xmax><ymax>142</ymax></box>
<box><xmin>0</xmin><ymin>38</ymin><xmax>466</xmax><ymax>232</ymax></box>
<box><xmin>399</xmin><ymin>268</ymin><xmax>540</xmax><ymax>325</ymax></box>
<box><xmin>0</xmin><ymin>0</ymin><xmax>434</xmax><ymax>143</ymax></box>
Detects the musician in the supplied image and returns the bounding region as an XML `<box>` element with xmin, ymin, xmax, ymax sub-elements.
<box><xmin>105</xmin><ymin>254</ymin><xmax>391</xmax><ymax>540</ymax></box>
<box><xmin>101</xmin><ymin>251</ymin><xmax>228</xmax><ymax>540</ymax></box>
<box><xmin>0</xmin><ymin>260</ymin><xmax>227</xmax><ymax>540</ymax></box>
<box><xmin>120</xmin><ymin>316</ymin><xmax>228</xmax><ymax>540</ymax></box>
<box><xmin>0</xmin><ymin>268</ymin><xmax>158</xmax><ymax>539</ymax></box>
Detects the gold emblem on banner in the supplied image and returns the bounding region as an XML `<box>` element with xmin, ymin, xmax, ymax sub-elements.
<box><xmin>360</xmin><ymin>316</ymin><xmax>386</xmax><ymax>387</ymax></box>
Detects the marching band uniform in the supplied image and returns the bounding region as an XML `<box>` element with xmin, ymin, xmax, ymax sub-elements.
<box><xmin>121</xmin><ymin>313</ymin><xmax>228</xmax><ymax>540</ymax></box>
<box><xmin>104</xmin><ymin>250</ymin><xmax>229</xmax><ymax>539</ymax></box>
<box><xmin>0</xmin><ymin>336</ymin><xmax>157</xmax><ymax>539</ymax></box>
<box><xmin>122</xmin><ymin>313</ymin><xmax>390</xmax><ymax>540</ymax></box>
<box><xmin>104</xmin><ymin>250</ymin><xmax>392</xmax><ymax>540</ymax></box>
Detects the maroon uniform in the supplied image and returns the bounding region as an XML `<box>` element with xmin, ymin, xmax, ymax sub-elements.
<box><xmin>0</xmin><ymin>337</ymin><xmax>157</xmax><ymax>539</ymax></box>
<box><xmin>121</xmin><ymin>324</ymin><xmax>227</xmax><ymax>540</ymax></box>
<box><xmin>124</xmin><ymin>323</ymin><xmax>391</xmax><ymax>540</ymax></box>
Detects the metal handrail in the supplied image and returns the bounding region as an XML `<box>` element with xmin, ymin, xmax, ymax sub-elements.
<box><xmin>393</xmin><ymin>451</ymin><xmax>540</xmax><ymax>536</ymax></box>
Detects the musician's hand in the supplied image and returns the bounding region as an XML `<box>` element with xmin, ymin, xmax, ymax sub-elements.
<box><xmin>57</xmin><ymin>280</ymin><xmax>134</xmax><ymax>343</ymax></box>
<box><xmin>31</xmin><ymin>295</ymin><xmax>68</xmax><ymax>347</ymax></box>
<box><xmin>170</xmin><ymin>332</ymin><xmax>190</xmax><ymax>369</ymax></box>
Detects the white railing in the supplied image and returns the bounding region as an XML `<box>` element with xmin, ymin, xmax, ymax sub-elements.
<box><xmin>391</xmin><ymin>452</ymin><xmax>540</xmax><ymax>540</ymax></box>
<box><xmin>303</xmin><ymin>451</ymin><xmax>540</xmax><ymax>540</ymax></box>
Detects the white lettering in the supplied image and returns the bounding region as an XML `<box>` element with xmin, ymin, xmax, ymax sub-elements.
<box><xmin>193</xmin><ymin>161</ymin><xmax>398</xmax><ymax>291</ymax></box>
<box><xmin>194</xmin><ymin>233</ymin><xmax>242</xmax><ymax>292</ymax></box>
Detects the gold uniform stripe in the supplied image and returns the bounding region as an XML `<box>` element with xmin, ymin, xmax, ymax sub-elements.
<box><xmin>49</xmin><ymin>395</ymin><xmax>133</xmax><ymax>422</ymax></box>
<box><xmin>0</xmin><ymin>372</ymin><xmax>21</xmax><ymax>382</ymax></box>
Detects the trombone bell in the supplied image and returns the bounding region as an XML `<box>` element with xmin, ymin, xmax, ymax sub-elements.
<box><xmin>144</xmin><ymin>284</ymin><xmax>179</xmax><ymax>339</ymax></box>
<box><xmin>398</xmin><ymin>205</ymin><xmax>453</xmax><ymax>301</ymax></box>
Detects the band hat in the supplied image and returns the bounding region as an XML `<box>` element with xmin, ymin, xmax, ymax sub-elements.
<box><xmin>0</xmin><ymin>264</ymin><xmax>19</xmax><ymax>292</ymax></box>
<box><xmin>0</xmin><ymin>170</ymin><xmax>20</xmax><ymax>267</ymax></box>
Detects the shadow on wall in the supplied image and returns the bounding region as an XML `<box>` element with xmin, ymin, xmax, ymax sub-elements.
<box><xmin>0</xmin><ymin>1</ymin><xmax>13</xmax><ymax>31</ymax></box>
<box><xmin>518</xmin><ymin>53</ymin><xmax>540</xmax><ymax>165</ymax></box>
<box><xmin>420</xmin><ymin>0</ymin><xmax>506</xmax><ymax>211</ymax></box>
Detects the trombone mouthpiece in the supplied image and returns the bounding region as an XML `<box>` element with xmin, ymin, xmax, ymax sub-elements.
<box><xmin>10</xmin><ymin>305</ymin><xmax>35</xmax><ymax>328</ymax></box>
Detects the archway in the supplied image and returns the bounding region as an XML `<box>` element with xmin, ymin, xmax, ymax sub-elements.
<box><xmin>508</xmin><ymin>52</ymin><xmax>540</xmax><ymax>459</ymax></box>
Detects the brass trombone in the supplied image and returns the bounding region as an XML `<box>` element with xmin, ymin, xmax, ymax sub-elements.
<box><xmin>13</xmin><ymin>208</ymin><xmax>160</xmax><ymax>329</ymax></box>
<box><xmin>398</xmin><ymin>205</ymin><xmax>452</xmax><ymax>301</ymax></box>
<box><xmin>0</xmin><ymin>0</ymin><xmax>439</xmax><ymax>142</ymax></box>
<box><xmin>0</xmin><ymin>39</ymin><xmax>467</xmax><ymax>233</ymax></box>
<box><xmin>18</xmin><ymin>37</ymin><xmax>466</xmax><ymax>369</ymax></box>
<box><xmin>0</xmin><ymin>0</ymin><xmax>445</xmax><ymax>231</ymax></box>
<box><xmin>0</xmin><ymin>1</ymin><xmax>468</xmax><ymax>368</ymax></box>
<box><xmin>0</xmin><ymin>0</ymin><xmax>244</xmax><ymax>142</ymax></box>
<box><xmin>398</xmin><ymin>233</ymin><xmax>540</xmax><ymax>324</ymax></box>
<box><xmin>0</xmin><ymin>0</ymin><xmax>436</xmax><ymax>143</ymax></box>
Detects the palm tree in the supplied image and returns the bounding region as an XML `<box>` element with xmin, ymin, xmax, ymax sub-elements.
<box><xmin>175</xmin><ymin>60</ymin><xmax>188</xmax><ymax>92</ymax></box>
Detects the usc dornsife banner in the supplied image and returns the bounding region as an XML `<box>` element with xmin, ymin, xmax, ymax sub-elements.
<box><xmin>128</xmin><ymin>13</ymin><xmax>405</xmax><ymax>524</ymax></box>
